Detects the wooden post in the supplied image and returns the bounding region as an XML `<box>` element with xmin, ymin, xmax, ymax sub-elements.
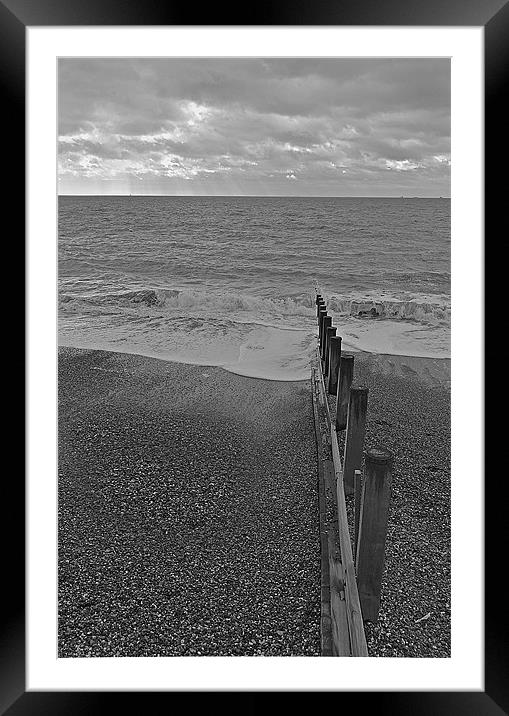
<box><xmin>321</xmin><ymin>316</ymin><xmax>332</xmax><ymax>361</ymax></box>
<box><xmin>318</xmin><ymin>309</ymin><xmax>325</xmax><ymax>350</ymax></box>
<box><xmin>354</xmin><ymin>469</ymin><xmax>362</xmax><ymax>558</ymax></box>
<box><xmin>343</xmin><ymin>387</ymin><xmax>369</xmax><ymax>496</ymax></box>
<box><xmin>318</xmin><ymin>309</ymin><xmax>328</xmax><ymax>349</ymax></box>
<box><xmin>327</xmin><ymin>336</ymin><xmax>342</xmax><ymax>396</ymax></box>
<box><xmin>317</xmin><ymin>308</ymin><xmax>325</xmax><ymax>352</ymax></box>
<box><xmin>324</xmin><ymin>326</ymin><xmax>337</xmax><ymax>379</ymax></box>
<box><xmin>335</xmin><ymin>354</ymin><xmax>354</xmax><ymax>431</ymax></box>
<box><xmin>315</xmin><ymin>294</ymin><xmax>322</xmax><ymax>304</ymax></box>
<box><xmin>356</xmin><ymin>447</ymin><xmax>393</xmax><ymax>623</ymax></box>
<box><xmin>317</xmin><ymin>299</ymin><xmax>325</xmax><ymax>317</ymax></box>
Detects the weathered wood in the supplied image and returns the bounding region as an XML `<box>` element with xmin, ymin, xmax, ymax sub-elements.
<box><xmin>310</xmin><ymin>370</ymin><xmax>333</xmax><ymax>656</ymax></box>
<box><xmin>354</xmin><ymin>469</ymin><xmax>362</xmax><ymax>559</ymax></box>
<box><xmin>316</xmin><ymin>299</ymin><xmax>325</xmax><ymax>317</ymax></box>
<box><xmin>356</xmin><ymin>447</ymin><xmax>393</xmax><ymax>624</ymax></box>
<box><xmin>343</xmin><ymin>387</ymin><xmax>369</xmax><ymax>496</ymax></box>
<box><xmin>314</xmin><ymin>360</ymin><xmax>368</xmax><ymax>656</ymax></box>
<box><xmin>328</xmin><ymin>527</ymin><xmax>351</xmax><ymax>656</ymax></box>
<box><xmin>315</xmin><ymin>350</ymin><xmax>331</xmax><ymax>427</ymax></box>
<box><xmin>319</xmin><ymin>307</ymin><xmax>328</xmax><ymax>332</ymax></box>
<box><xmin>321</xmin><ymin>316</ymin><xmax>332</xmax><ymax>361</ymax></box>
<box><xmin>315</xmin><ymin>294</ymin><xmax>322</xmax><ymax>305</ymax></box>
<box><xmin>327</xmin><ymin>336</ymin><xmax>342</xmax><ymax>396</ymax></box>
<box><xmin>335</xmin><ymin>353</ymin><xmax>354</xmax><ymax>431</ymax></box>
<box><xmin>331</xmin><ymin>426</ymin><xmax>368</xmax><ymax>656</ymax></box>
<box><xmin>324</xmin><ymin>325</ymin><xmax>337</xmax><ymax>377</ymax></box>
<box><xmin>324</xmin><ymin>460</ymin><xmax>338</xmax><ymax>514</ymax></box>
<box><xmin>318</xmin><ymin>308</ymin><xmax>327</xmax><ymax>346</ymax></box>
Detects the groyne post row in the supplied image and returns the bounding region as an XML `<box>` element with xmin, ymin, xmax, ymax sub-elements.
<box><xmin>313</xmin><ymin>293</ymin><xmax>392</xmax><ymax>648</ymax></box>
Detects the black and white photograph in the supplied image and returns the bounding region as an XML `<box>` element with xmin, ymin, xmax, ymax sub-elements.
<box><xmin>57</xmin><ymin>57</ymin><xmax>452</xmax><ymax>659</ymax></box>
<box><xmin>0</xmin><ymin>0</ymin><xmax>497</xmax><ymax>704</ymax></box>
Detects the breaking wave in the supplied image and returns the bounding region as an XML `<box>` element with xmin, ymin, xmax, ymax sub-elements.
<box><xmin>59</xmin><ymin>286</ymin><xmax>450</xmax><ymax>328</ymax></box>
<box><xmin>324</xmin><ymin>293</ymin><xmax>450</xmax><ymax>326</ymax></box>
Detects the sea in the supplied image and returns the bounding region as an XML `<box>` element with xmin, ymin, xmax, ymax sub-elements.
<box><xmin>58</xmin><ymin>196</ymin><xmax>450</xmax><ymax>381</ymax></box>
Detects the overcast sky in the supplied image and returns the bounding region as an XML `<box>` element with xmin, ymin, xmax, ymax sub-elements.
<box><xmin>58</xmin><ymin>58</ymin><xmax>450</xmax><ymax>197</ymax></box>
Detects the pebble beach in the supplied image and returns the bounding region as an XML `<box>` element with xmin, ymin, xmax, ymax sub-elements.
<box><xmin>333</xmin><ymin>351</ymin><xmax>451</xmax><ymax>657</ymax></box>
<box><xmin>58</xmin><ymin>346</ymin><xmax>450</xmax><ymax>658</ymax></box>
<box><xmin>58</xmin><ymin>347</ymin><xmax>321</xmax><ymax>657</ymax></box>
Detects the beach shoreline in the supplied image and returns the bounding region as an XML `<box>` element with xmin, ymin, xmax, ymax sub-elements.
<box><xmin>58</xmin><ymin>346</ymin><xmax>450</xmax><ymax>657</ymax></box>
<box><xmin>58</xmin><ymin>339</ymin><xmax>450</xmax><ymax>388</ymax></box>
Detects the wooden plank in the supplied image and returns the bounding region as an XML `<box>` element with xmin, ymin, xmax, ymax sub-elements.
<box><xmin>328</xmin><ymin>527</ymin><xmax>351</xmax><ymax>656</ymax></box>
<box><xmin>323</xmin><ymin>460</ymin><xmax>338</xmax><ymax>514</ymax></box>
<box><xmin>310</xmin><ymin>371</ymin><xmax>333</xmax><ymax>656</ymax></box>
<box><xmin>330</xmin><ymin>423</ymin><xmax>343</xmax><ymax>473</ymax></box>
<box><xmin>316</xmin><ymin>366</ymin><xmax>327</xmax><ymax>412</ymax></box>
<box><xmin>356</xmin><ymin>448</ymin><xmax>393</xmax><ymax>624</ymax></box>
<box><xmin>343</xmin><ymin>387</ymin><xmax>369</xmax><ymax>496</ymax></box>
<box><xmin>331</xmin><ymin>426</ymin><xmax>369</xmax><ymax>657</ymax></box>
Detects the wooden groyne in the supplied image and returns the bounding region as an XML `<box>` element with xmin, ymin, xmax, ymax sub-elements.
<box><xmin>311</xmin><ymin>292</ymin><xmax>393</xmax><ymax>657</ymax></box>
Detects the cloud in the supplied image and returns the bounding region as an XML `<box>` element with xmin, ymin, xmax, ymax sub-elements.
<box><xmin>58</xmin><ymin>58</ymin><xmax>450</xmax><ymax>196</ymax></box>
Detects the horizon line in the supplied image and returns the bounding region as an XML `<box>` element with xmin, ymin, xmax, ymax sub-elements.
<box><xmin>58</xmin><ymin>193</ymin><xmax>451</xmax><ymax>199</ymax></box>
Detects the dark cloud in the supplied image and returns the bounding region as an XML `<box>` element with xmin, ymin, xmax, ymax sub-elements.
<box><xmin>58</xmin><ymin>58</ymin><xmax>450</xmax><ymax>196</ymax></box>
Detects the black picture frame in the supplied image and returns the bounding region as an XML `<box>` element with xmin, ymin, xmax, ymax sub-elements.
<box><xmin>7</xmin><ymin>0</ymin><xmax>501</xmax><ymax>712</ymax></box>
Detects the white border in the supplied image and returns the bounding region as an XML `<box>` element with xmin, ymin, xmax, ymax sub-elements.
<box><xmin>27</xmin><ymin>26</ymin><xmax>483</xmax><ymax>691</ymax></box>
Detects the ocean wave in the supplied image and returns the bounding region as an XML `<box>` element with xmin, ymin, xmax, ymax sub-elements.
<box><xmin>59</xmin><ymin>288</ymin><xmax>316</xmax><ymax>317</ymax></box>
<box><xmin>59</xmin><ymin>286</ymin><xmax>450</xmax><ymax>327</ymax></box>
<box><xmin>324</xmin><ymin>294</ymin><xmax>450</xmax><ymax>325</ymax></box>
